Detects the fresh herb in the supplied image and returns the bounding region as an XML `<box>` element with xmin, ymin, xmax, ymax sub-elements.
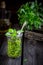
<box><xmin>17</xmin><ymin>0</ymin><xmax>43</xmax><ymax>30</ymax></box>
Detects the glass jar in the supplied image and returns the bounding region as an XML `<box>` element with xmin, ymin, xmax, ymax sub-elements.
<box><xmin>7</xmin><ymin>33</ymin><xmax>23</xmax><ymax>58</ymax></box>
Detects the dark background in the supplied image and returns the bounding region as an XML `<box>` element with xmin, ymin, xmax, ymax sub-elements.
<box><xmin>0</xmin><ymin>0</ymin><xmax>43</xmax><ymax>24</ymax></box>
<box><xmin>0</xmin><ymin>1</ymin><xmax>43</xmax><ymax>65</ymax></box>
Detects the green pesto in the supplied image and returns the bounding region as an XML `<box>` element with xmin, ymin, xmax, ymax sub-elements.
<box><xmin>7</xmin><ymin>37</ymin><xmax>21</xmax><ymax>58</ymax></box>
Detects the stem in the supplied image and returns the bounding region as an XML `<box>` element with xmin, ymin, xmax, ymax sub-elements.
<box><xmin>17</xmin><ymin>21</ymin><xmax>27</xmax><ymax>36</ymax></box>
<box><xmin>21</xmin><ymin>21</ymin><xmax>27</xmax><ymax>30</ymax></box>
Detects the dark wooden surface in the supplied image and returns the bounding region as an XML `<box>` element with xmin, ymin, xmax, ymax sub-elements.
<box><xmin>23</xmin><ymin>30</ymin><xmax>43</xmax><ymax>65</ymax></box>
<box><xmin>0</xmin><ymin>55</ymin><xmax>21</xmax><ymax>65</ymax></box>
<box><xmin>23</xmin><ymin>38</ymin><xmax>43</xmax><ymax>65</ymax></box>
<box><xmin>25</xmin><ymin>31</ymin><xmax>43</xmax><ymax>41</ymax></box>
<box><xmin>23</xmin><ymin>38</ymin><xmax>36</xmax><ymax>65</ymax></box>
